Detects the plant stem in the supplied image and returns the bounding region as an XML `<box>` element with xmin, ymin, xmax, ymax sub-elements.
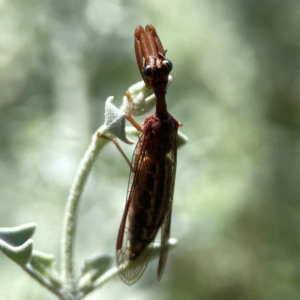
<box><xmin>24</xmin><ymin>264</ymin><xmax>63</xmax><ymax>299</ymax></box>
<box><xmin>61</xmin><ymin>126</ymin><xmax>108</xmax><ymax>299</ymax></box>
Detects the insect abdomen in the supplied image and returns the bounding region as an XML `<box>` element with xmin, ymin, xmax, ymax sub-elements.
<box><xmin>128</xmin><ymin>155</ymin><xmax>165</xmax><ymax>260</ymax></box>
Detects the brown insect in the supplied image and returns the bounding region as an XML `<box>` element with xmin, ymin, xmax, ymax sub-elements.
<box><xmin>116</xmin><ymin>24</ymin><xmax>182</xmax><ymax>285</ymax></box>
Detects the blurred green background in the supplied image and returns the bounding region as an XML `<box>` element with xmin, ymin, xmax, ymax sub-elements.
<box><xmin>1</xmin><ymin>0</ymin><xmax>300</xmax><ymax>299</ymax></box>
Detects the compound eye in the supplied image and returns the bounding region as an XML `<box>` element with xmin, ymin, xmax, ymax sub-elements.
<box><xmin>163</xmin><ymin>59</ymin><xmax>173</xmax><ymax>72</ymax></box>
<box><xmin>143</xmin><ymin>65</ymin><xmax>153</xmax><ymax>78</ymax></box>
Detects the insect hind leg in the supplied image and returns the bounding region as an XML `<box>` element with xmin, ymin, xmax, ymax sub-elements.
<box><xmin>97</xmin><ymin>133</ymin><xmax>133</xmax><ymax>171</ymax></box>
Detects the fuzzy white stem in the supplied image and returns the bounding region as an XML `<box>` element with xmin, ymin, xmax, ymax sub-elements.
<box><xmin>61</xmin><ymin>126</ymin><xmax>108</xmax><ymax>299</ymax></box>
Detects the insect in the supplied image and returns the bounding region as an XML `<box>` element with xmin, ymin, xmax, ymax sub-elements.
<box><xmin>116</xmin><ymin>24</ymin><xmax>182</xmax><ymax>285</ymax></box>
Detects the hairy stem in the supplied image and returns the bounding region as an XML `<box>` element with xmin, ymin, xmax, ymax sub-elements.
<box><xmin>61</xmin><ymin>126</ymin><xmax>108</xmax><ymax>299</ymax></box>
<box><xmin>24</xmin><ymin>264</ymin><xmax>63</xmax><ymax>299</ymax></box>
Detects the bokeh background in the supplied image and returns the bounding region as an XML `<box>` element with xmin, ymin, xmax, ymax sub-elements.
<box><xmin>1</xmin><ymin>0</ymin><xmax>300</xmax><ymax>299</ymax></box>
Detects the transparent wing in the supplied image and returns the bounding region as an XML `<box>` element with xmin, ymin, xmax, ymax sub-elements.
<box><xmin>116</xmin><ymin>116</ymin><xmax>179</xmax><ymax>284</ymax></box>
<box><xmin>116</xmin><ymin>132</ymin><xmax>154</xmax><ymax>285</ymax></box>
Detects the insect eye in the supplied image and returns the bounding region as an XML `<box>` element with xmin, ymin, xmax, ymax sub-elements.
<box><xmin>143</xmin><ymin>65</ymin><xmax>153</xmax><ymax>78</ymax></box>
<box><xmin>163</xmin><ymin>59</ymin><xmax>173</xmax><ymax>72</ymax></box>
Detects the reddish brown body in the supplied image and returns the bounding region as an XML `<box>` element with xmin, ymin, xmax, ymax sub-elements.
<box><xmin>116</xmin><ymin>24</ymin><xmax>181</xmax><ymax>285</ymax></box>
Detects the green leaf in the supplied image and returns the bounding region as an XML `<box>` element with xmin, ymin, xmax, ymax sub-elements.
<box><xmin>29</xmin><ymin>250</ymin><xmax>62</xmax><ymax>288</ymax></box>
<box><xmin>0</xmin><ymin>238</ymin><xmax>33</xmax><ymax>266</ymax></box>
<box><xmin>78</xmin><ymin>254</ymin><xmax>114</xmax><ymax>292</ymax></box>
<box><xmin>104</xmin><ymin>96</ymin><xmax>135</xmax><ymax>144</ymax></box>
<box><xmin>178</xmin><ymin>131</ymin><xmax>189</xmax><ymax>148</ymax></box>
<box><xmin>0</xmin><ymin>223</ymin><xmax>36</xmax><ymax>246</ymax></box>
<box><xmin>119</xmin><ymin>79</ymin><xmax>156</xmax><ymax>117</ymax></box>
<box><xmin>30</xmin><ymin>250</ymin><xmax>54</xmax><ymax>273</ymax></box>
<box><xmin>0</xmin><ymin>223</ymin><xmax>36</xmax><ymax>266</ymax></box>
<box><xmin>151</xmin><ymin>238</ymin><xmax>177</xmax><ymax>260</ymax></box>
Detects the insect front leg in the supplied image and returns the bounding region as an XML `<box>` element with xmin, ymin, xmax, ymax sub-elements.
<box><xmin>125</xmin><ymin>91</ymin><xmax>142</xmax><ymax>132</ymax></box>
<box><xmin>123</xmin><ymin>91</ymin><xmax>146</xmax><ymax>174</ymax></box>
